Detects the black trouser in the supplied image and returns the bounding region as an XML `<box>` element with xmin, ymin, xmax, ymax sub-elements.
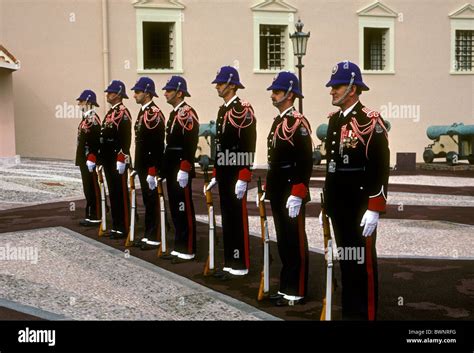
<box><xmin>330</xmin><ymin>207</ymin><xmax>378</xmax><ymax>320</ymax></box>
<box><xmin>79</xmin><ymin>163</ymin><xmax>101</xmax><ymax>221</ymax></box>
<box><xmin>216</xmin><ymin>168</ymin><xmax>250</xmax><ymax>271</ymax></box>
<box><xmin>166</xmin><ymin>167</ymin><xmax>196</xmax><ymax>255</ymax></box>
<box><xmin>137</xmin><ymin>170</ymin><xmax>159</xmax><ymax>241</ymax></box>
<box><xmin>269</xmin><ymin>191</ymin><xmax>308</xmax><ymax>298</ymax></box>
<box><xmin>102</xmin><ymin>159</ymin><xmax>129</xmax><ymax>233</ymax></box>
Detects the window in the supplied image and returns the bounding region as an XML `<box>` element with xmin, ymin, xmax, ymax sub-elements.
<box><xmin>143</xmin><ymin>22</ymin><xmax>174</xmax><ymax>70</ymax></box>
<box><xmin>363</xmin><ymin>28</ymin><xmax>388</xmax><ymax>71</ymax></box>
<box><xmin>251</xmin><ymin>1</ymin><xmax>296</xmax><ymax>73</ymax></box>
<box><xmin>449</xmin><ymin>4</ymin><xmax>474</xmax><ymax>74</ymax></box>
<box><xmin>455</xmin><ymin>30</ymin><xmax>474</xmax><ymax>71</ymax></box>
<box><xmin>358</xmin><ymin>1</ymin><xmax>397</xmax><ymax>74</ymax></box>
<box><xmin>259</xmin><ymin>25</ymin><xmax>286</xmax><ymax>70</ymax></box>
<box><xmin>134</xmin><ymin>2</ymin><xmax>184</xmax><ymax>74</ymax></box>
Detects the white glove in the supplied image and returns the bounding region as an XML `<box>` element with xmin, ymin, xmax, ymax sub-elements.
<box><xmin>86</xmin><ymin>160</ymin><xmax>96</xmax><ymax>172</ymax></box>
<box><xmin>286</xmin><ymin>195</ymin><xmax>302</xmax><ymax>218</ymax></box>
<box><xmin>319</xmin><ymin>211</ymin><xmax>323</xmax><ymax>226</ymax></box>
<box><xmin>360</xmin><ymin>210</ymin><xmax>379</xmax><ymax>237</ymax></box>
<box><xmin>203</xmin><ymin>177</ymin><xmax>217</xmax><ymax>194</ymax></box>
<box><xmin>146</xmin><ymin>175</ymin><xmax>157</xmax><ymax>190</ymax></box>
<box><xmin>116</xmin><ymin>161</ymin><xmax>126</xmax><ymax>175</ymax></box>
<box><xmin>177</xmin><ymin>170</ymin><xmax>189</xmax><ymax>188</ymax></box>
<box><xmin>256</xmin><ymin>192</ymin><xmax>265</xmax><ymax>208</ymax></box>
<box><xmin>235</xmin><ymin>180</ymin><xmax>247</xmax><ymax>200</ymax></box>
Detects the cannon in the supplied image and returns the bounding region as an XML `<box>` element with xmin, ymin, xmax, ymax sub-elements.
<box><xmin>196</xmin><ymin>120</ymin><xmax>216</xmax><ymax>170</ymax></box>
<box><xmin>313</xmin><ymin>119</ymin><xmax>391</xmax><ymax>165</ymax></box>
<box><xmin>423</xmin><ymin>123</ymin><xmax>474</xmax><ymax>165</ymax></box>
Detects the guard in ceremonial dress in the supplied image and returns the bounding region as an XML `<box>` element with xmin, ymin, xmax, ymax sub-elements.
<box><xmin>264</xmin><ymin>72</ymin><xmax>313</xmax><ymax>306</ymax></box>
<box><xmin>161</xmin><ymin>76</ymin><xmax>199</xmax><ymax>263</ymax></box>
<box><xmin>100</xmin><ymin>80</ymin><xmax>132</xmax><ymax>239</ymax></box>
<box><xmin>322</xmin><ymin>61</ymin><xmax>390</xmax><ymax>320</ymax></box>
<box><xmin>131</xmin><ymin>77</ymin><xmax>166</xmax><ymax>250</ymax></box>
<box><xmin>205</xmin><ymin>66</ymin><xmax>257</xmax><ymax>280</ymax></box>
<box><xmin>76</xmin><ymin>90</ymin><xmax>102</xmax><ymax>227</ymax></box>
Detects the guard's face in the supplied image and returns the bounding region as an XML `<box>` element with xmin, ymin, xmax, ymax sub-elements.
<box><xmin>215</xmin><ymin>83</ymin><xmax>226</xmax><ymax>97</ymax></box>
<box><xmin>106</xmin><ymin>92</ymin><xmax>119</xmax><ymax>104</ymax></box>
<box><xmin>77</xmin><ymin>100</ymin><xmax>87</xmax><ymax>112</ymax></box>
<box><xmin>330</xmin><ymin>84</ymin><xmax>348</xmax><ymax>106</ymax></box>
<box><xmin>134</xmin><ymin>90</ymin><xmax>146</xmax><ymax>105</ymax></box>
<box><xmin>164</xmin><ymin>90</ymin><xmax>177</xmax><ymax>104</ymax></box>
<box><xmin>271</xmin><ymin>90</ymin><xmax>285</xmax><ymax>104</ymax></box>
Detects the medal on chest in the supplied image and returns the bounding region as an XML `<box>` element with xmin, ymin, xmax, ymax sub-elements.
<box><xmin>340</xmin><ymin>124</ymin><xmax>359</xmax><ymax>155</ymax></box>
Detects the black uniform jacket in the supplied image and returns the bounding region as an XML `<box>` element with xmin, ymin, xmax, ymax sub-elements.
<box><xmin>214</xmin><ymin>96</ymin><xmax>257</xmax><ymax>182</ymax></box>
<box><xmin>163</xmin><ymin>101</ymin><xmax>199</xmax><ymax>178</ymax></box>
<box><xmin>324</xmin><ymin>101</ymin><xmax>390</xmax><ymax>216</ymax></box>
<box><xmin>265</xmin><ymin>107</ymin><xmax>313</xmax><ymax>202</ymax></box>
<box><xmin>76</xmin><ymin>111</ymin><xmax>101</xmax><ymax>166</ymax></box>
<box><xmin>99</xmin><ymin>103</ymin><xmax>132</xmax><ymax>164</ymax></box>
<box><xmin>134</xmin><ymin>101</ymin><xmax>165</xmax><ymax>175</ymax></box>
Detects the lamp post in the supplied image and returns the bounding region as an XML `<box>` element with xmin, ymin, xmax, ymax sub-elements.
<box><xmin>290</xmin><ymin>18</ymin><xmax>310</xmax><ymax>113</ymax></box>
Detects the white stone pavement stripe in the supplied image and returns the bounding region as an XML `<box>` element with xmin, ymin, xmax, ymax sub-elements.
<box><xmin>310</xmin><ymin>175</ymin><xmax>474</xmax><ymax>187</ymax></box>
<box><xmin>195</xmin><ymin>215</ymin><xmax>474</xmax><ymax>260</ymax></box>
<box><xmin>0</xmin><ymin>298</ymin><xmax>68</xmax><ymax>320</ymax></box>
<box><xmin>246</xmin><ymin>188</ymin><xmax>474</xmax><ymax>207</ymax></box>
<box><xmin>0</xmin><ymin>227</ymin><xmax>278</xmax><ymax>321</ymax></box>
<box><xmin>0</xmin><ymin>180</ymin><xmax>54</xmax><ymax>194</ymax></box>
<box><xmin>0</xmin><ymin>169</ymin><xmax>82</xmax><ymax>183</ymax></box>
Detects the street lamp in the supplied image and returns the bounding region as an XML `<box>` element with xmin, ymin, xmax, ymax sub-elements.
<box><xmin>290</xmin><ymin>18</ymin><xmax>310</xmax><ymax>113</ymax></box>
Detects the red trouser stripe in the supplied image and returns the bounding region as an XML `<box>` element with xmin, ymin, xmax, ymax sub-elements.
<box><xmin>242</xmin><ymin>194</ymin><xmax>250</xmax><ymax>269</ymax></box>
<box><xmin>184</xmin><ymin>185</ymin><xmax>194</xmax><ymax>254</ymax></box>
<box><xmin>297</xmin><ymin>212</ymin><xmax>306</xmax><ymax>297</ymax></box>
<box><xmin>92</xmin><ymin>171</ymin><xmax>101</xmax><ymax>220</ymax></box>
<box><xmin>155</xmin><ymin>187</ymin><xmax>161</xmax><ymax>240</ymax></box>
<box><xmin>366</xmin><ymin>236</ymin><xmax>375</xmax><ymax>320</ymax></box>
<box><xmin>121</xmin><ymin>173</ymin><xmax>129</xmax><ymax>230</ymax></box>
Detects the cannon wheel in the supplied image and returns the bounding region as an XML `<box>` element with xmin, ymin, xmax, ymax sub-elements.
<box><xmin>446</xmin><ymin>151</ymin><xmax>458</xmax><ymax>166</ymax></box>
<box><xmin>423</xmin><ymin>149</ymin><xmax>434</xmax><ymax>163</ymax></box>
<box><xmin>313</xmin><ymin>150</ymin><xmax>322</xmax><ymax>165</ymax></box>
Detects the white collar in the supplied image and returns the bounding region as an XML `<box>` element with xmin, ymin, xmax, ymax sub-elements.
<box><xmin>279</xmin><ymin>106</ymin><xmax>294</xmax><ymax>118</ymax></box>
<box><xmin>342</xmin><ymin>101</ymin><xmax>359</xmax><ymax>117</ymax></box>
<box><xmin>112</xmin><ymin>102</ymin><xmax>121</xmax><ymax>109</ymax></box>
<box><xmin>83</xmin><ymin>109</ymin><xmax>95</xmax><ymax>118</ymax></box>
<box><xmin>224</xmin><ymin>95</ymin><xmax>238</xmax><ymax>107</ymax></box>
<box><xmin>141</xmin><ymin>100</ymin><xmax>153</xmax><ymax>111</ymax></box>
<box><xmin>173</xmin><ymin>100</ymin><xmax>186</xmax><ymax>112</ymax></box>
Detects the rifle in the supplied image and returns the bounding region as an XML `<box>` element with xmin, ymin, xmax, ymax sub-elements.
<box><xmin>125</xmin><ymin>170</ymin><xmax>138</xmax><ymax>247</ymax></box>
<box><xmin>203</xmin><ymin>169</ymin><xmax>216</xmax><ymax>276</ymax></box>
<box><xmin>320</xmin><ymin>192</ymin><xmax>334</xmax><ymax>321</ymax></box>
<box><xmin>157</xmin><ymin>178</ymin><xmax>167</xmax><ymax>257</ymax></box>
<box><xmin>97</xmin><ymin>166</ymin><xmax>107</xmax><ymax>237</ymax></box>
<box><xmin>257</xmin><ymin>177</ymin><xmax>270</xmax><ymax>301</ymax></box>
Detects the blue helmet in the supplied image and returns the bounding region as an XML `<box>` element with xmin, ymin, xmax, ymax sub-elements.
<box><xmin>162</xmin><ymin>76</ymin><xmax>191</xmax><ymax>97</ymax></box>
<box><xmin>211</xmin><ymin>66</ymin><xmax>245</xmax><ymax>89</ymax></box>
<box><xmin>325</xmin><ymin>61</ymin><xmax>369</xmax><ymax>91</ymax></box>
<box><xmin>267</xmin><ymin>71</ymin><xmax>303</xmax><ymax>98</ymax></box>
<box><xmin>131</xmin><ymin>77</ymin><xmax>158</xmax><ymax>97</ymax></box>
<box><xmin>104</xmin><ymin>80</ymin><xmax>129</xmax><ymax>99</ymax></box>
<box><xmin>76</xmin><ymin>89</ymin><xmax>99</xmax><ymax>107</ymax></box>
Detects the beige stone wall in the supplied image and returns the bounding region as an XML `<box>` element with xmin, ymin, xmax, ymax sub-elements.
<box><xmin>1</xmin><ymin>0</ymin><xmax>473</xmax><ymax>165</ymax></box>
<box><xmin>0</xmin><ymin>69</ymin><xmax>16</xmax><ymax>158</ymax></box>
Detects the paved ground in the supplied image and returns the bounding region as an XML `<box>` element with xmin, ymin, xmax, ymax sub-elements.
<box><xmin>0</xmin><ymin>158</ymin><xmax>473</xmax><ymax>321</ymax></box>
<box><xmin>0</xmin><ymin>227</ymin><xmax>274</xmax><ymax>321</ymax></box>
